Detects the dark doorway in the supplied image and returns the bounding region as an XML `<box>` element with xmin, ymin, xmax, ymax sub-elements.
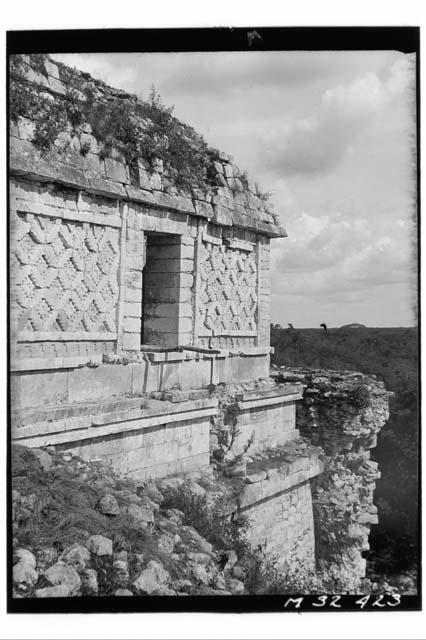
<box><xmin>141</xmin><ymin>232</ymin><xmax>182</xmax><ymax>347</ymax></box>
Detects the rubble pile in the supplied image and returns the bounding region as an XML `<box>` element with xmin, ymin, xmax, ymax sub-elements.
<box><xmin>11</xmin><ymin>446</ymin><xmax>246</xmax><ymax>598</ymax></box>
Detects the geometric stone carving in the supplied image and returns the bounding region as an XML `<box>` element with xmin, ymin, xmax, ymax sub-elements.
<box><xmin>197</xmin><ymin>241</ymin><xmax>257</xmax><ymax>335</ymax></box>
<box><xmin>12</xmin><ymin>212</ymin><xmax>120</xmax><ymax>333</ymax></box>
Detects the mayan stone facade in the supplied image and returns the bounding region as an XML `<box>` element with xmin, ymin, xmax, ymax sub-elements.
<box><xmin>13</xmin><ymin>206</ymin><xmax>120</xmax><ymax>335</ymax></box>
<box><xmin>245</xmin><ymin>480</ymin><xmax>317</xmax><ymax>569</ymax></box>
<box><xmin>9</xmin><ymin>54</ymin><xmax>282</xmax><ymax>415</ymax></box>
<box><xmin>9</xmin><ymin>55</ymin><xmax>389</xmax><ymax>582</ymax></box>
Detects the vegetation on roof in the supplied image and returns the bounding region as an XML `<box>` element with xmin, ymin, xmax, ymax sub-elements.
<box><xmin>9</xmin><ymin>54</ymin><xmax>217</xmax><ymax>194</ymax></box>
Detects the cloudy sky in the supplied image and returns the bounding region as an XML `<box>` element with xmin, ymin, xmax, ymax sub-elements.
<box><xmin>53</xmin><ymin>51</ymin><xmax>417</xmax><ymax>328</ymax></box>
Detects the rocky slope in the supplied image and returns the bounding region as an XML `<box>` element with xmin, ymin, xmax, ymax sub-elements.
<box><xmin>11</xmin><ymin>445</ymin><xmax>247</xmax><ymax>598</ymax></box>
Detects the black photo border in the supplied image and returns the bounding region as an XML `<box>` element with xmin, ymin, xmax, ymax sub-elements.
<box><xmin>6</xmin><ymin>26</ymin><xmax>421</xmax><ymax>614</ymax></box>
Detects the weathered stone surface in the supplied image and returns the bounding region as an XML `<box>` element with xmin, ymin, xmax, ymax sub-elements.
<box><xmin>232</xmin><ymin>566</ymin><xmax>245</xmax><ymax>581</ymax></box>
<box><xmin>151</xmin><ymin>587</ymin><xmax>177</xmax><ymax>595</ymax></box>
<box><xmin>135</xmin><ymin>161</ymin><xmax>151</xmax><ymax>190</ymax></box>
<box><xmin>211</xmin><ymin>572</ymin><xmax>227</xmax><ymax>591</ymax></box>
<box><xmin>215</xmin><ymin>173</ymin><xmax>228</xmax><ymax>187</ymax></box>
<box><xmin>245</xmin><ymin>471</ymin><xmax>267</xmax><ymax>484</ymax></box>
<box><xmin>224</xmin><ymin>461</ymin><xmax>247</xmax><ymax>478</ymax></box>
<box><xmin>141</xmin><ymin>482</ymin><xmax>164</xmax><ymax>505</ymax></box>
<box><xmin>80</xmin><ymin>132</ymin><xmax>98</xmax><ymax>154</ymax></box>
<box><xmin>212</xmin><ymin>204</ymin><xmax>234</xmax><ymax>226</ymax></box>
<box><xmin>14</xmin><ymin>548</ymin><xmax>36</xmax><ymax>568</ymax></box>
<box><xmin>181</xmin><ymin>526</ymin><xmax>213</xmax><ymax>554</ymax></box>
<box><xmin>223</xmin><ymin>550</ymin><xmax>238</xmax><ymax>571</ymax></box>
<box><xmin>156</xmin><ymin>534</ymin><xmax>175</xmax><ymax>555</ymax></box>
<box><xmin>104</xmin><ymin>157</ymin><xmax>129</xmax><ymax>183</ymax></box>
<box><xmin>48</xmin><ymin>76</ymin><xmax>67</xmax><ymax>95</ymax></box>
<box><xmin>165</xmin><ymin>508</ymin><xmax>184</xmax><ymax>524</ymax></box>
<box><xmin>122</xmin><ymin>333</ymin><xmax>140</xmax><ymax>351</ymax></box>
<box><xmin>132</xmin><ymin>560</ymin><xmax>170</xmax><ymax>595</ymax></box>
<box><xmin>197</xmin><ymin>585</ymin><xmax>232</xmax><ymax>595</ymax></box>
<box><xmin>81</xmin><ymin>568</ymin><xmax>99</xmax><ymax>595</ymax></box>
<box><xmin>197</xmin><ymin>239</ymin><xmax>258</xmax><ymax>338</ymax></box>
<box><xmin>228</xmin><ymin>578</ymin><xmax>244</xmax><ymax>594</ymax></box>
<box><xmin>193</xmin><ymin>199</ymin><xmax>214</xmax><ymax>219</ymax></box>
<box><xmin>97</xmin><ymin>494</ymin><xmax>120</xmax><ymax>516</ymax></box>
<box><xmin>31</xmin><ymin>448</ymin><xmax>53</xmax><ymax>471</ymax></box>
<box><xmin>158</xmin><ymin>477</ymin><xmax>185</xmax><ymax>492</ymax></box>
<box><xmin>175</xmin><ymin>578</ymin><xmax>193</xmax><ymax>593</ymax></box>
<box><xmin>35</xmin><ymin>585</ymin><xmax>70</xmax><ymax>598</ymax></box>
<box><xmin>44</xmin><ymin>59</ymin><xmax>60</xmax><ymax>79</ymax></box>
<box><xmin>11</xmin><ymin>208</ymin><xmax>120</xmax><ymax>337</ymax></box>
<box><xmin>13</xmin><ymin>561</ymin><xmax>38</xmax><ymax>589</ymax></box>
<box><xmin>86</xmin><ymin>535</ymin><xmax>113</xmax><ymax>556</ymax></box>
<box><xmin>187</xmin><ymin>552</ymin><xmax>211</xmax><ymax>565</ymax></box>
<box><xmin>43</xmin><ymin>561</ymin><xmax>81</xmax><ymax>595</ymax></box>
<box><xmin>37</xmin><ymin>547</ymin><xmax>58</xmax><ymax>568</ymax></box>
<box><xmin>223</xmin><ymin>164</ymin><xmax>234</xmax><ymax>179</ymax></box>
<box><xmin>21</xmin><ymin>493</ymin><xmax>37</xmax><ymax>511</ymax></box>
<box><xmin>186</xmin><ymin>480</ymin><xmax>206</xmax><ymax>497</ymax></box>
<box><xmin>113</xmin><ymin>559</ymin><xmax>129</xmax><ymax>587</ymax></box>
<box><xmin>59</xmin><ymin>543</ymin><xmax>91</xmax><ymax>571</ymax></box>
<box><xmin>191</xmin><ymin>564</ymin><xmax>209</xmax><ymax>585</ymax></box>
<box><xmin>88</xmin><ymin>175</ymin><xmax>126</xmax><ymax>198</ymax></box>
<box><xmin>125</xmin><ymin>503</ymin><xmax>154</xmax><ymax>526</ymax></box>
<box><xmin>138</xmin><ymin>495</ymin><xmax>160</xmax><ymax>512</ymax></box>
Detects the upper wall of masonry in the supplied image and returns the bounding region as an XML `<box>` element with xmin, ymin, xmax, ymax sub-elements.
<box><xmin>9</xmin><ymin>54</ymin><xmax>286</xmax><ymax>239</ymax></box>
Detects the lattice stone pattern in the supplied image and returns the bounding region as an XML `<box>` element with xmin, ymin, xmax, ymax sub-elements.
<box><xmin>12</xmin><ymin>213</ymin><xmax>120</xmax><ymax>333</ymax></box>
<box><xmin>198</xmin><ymin>241</ymin><xmax>258</xmax><ymax>335</ymax></box>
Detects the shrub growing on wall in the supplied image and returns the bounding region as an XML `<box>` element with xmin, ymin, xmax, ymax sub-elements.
<box><xmin>9</xmin><ymin>54</ymin><xmax>213</xmax><ymax>194</ymax></box>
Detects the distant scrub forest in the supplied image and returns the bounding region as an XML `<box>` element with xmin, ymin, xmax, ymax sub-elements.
<box><xmin>270</xmin><ymin>325</ymin><xmax>419</xmax><ymax>580</ymax></box>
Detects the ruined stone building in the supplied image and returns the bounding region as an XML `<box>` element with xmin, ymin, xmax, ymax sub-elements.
<box><xmin>9</xmin><ymin>55</ymin><xmax>390</xmax><ymax>584</ymax></box>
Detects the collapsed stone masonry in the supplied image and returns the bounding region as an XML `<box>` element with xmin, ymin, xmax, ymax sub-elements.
<box><xmin>9</xmin><ymin>55</ymin><xmax>390</xmax><ymax>588</ymax></box>
<box><xmin>274</xmin><ymin>367</ymin><xmax>390</xmax><ymax>586</ymax></box>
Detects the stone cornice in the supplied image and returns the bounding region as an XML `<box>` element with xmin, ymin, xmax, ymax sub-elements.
<box><xmin>9</xmin><ymin>52</ymin><xmax>288</xmax><ymax>239</ymax></box>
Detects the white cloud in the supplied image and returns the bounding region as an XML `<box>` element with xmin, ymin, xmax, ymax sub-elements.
<box><xmin>271</xmin><ymin>209</ymin><xmax>415</xmax><ymax>327</ymax></box>
<box><xmin>322</xmin><ymin>72</ymin><xmax>387</xmax><ymax>114</ymax></box>
<box><xmin>264</xmin><ymin>54</ymin><xmax>416</xmax><ymax>177</ymax></box>
<box><xmin>323</xmin><ymin>56</ymin><xmax>413</xmax><ymax>115</ymax></box>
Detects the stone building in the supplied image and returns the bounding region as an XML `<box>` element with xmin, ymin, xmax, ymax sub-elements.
<box><xmin>9</xmin><ymin>55</ymin><xmax>388</xmax><ymax>579</ymax></box>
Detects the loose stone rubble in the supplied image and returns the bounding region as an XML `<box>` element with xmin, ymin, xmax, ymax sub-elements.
<box><xmin>11</xmin><ymin>447</ymin><xmax>251</xmax><ymax>598</ymax></box>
